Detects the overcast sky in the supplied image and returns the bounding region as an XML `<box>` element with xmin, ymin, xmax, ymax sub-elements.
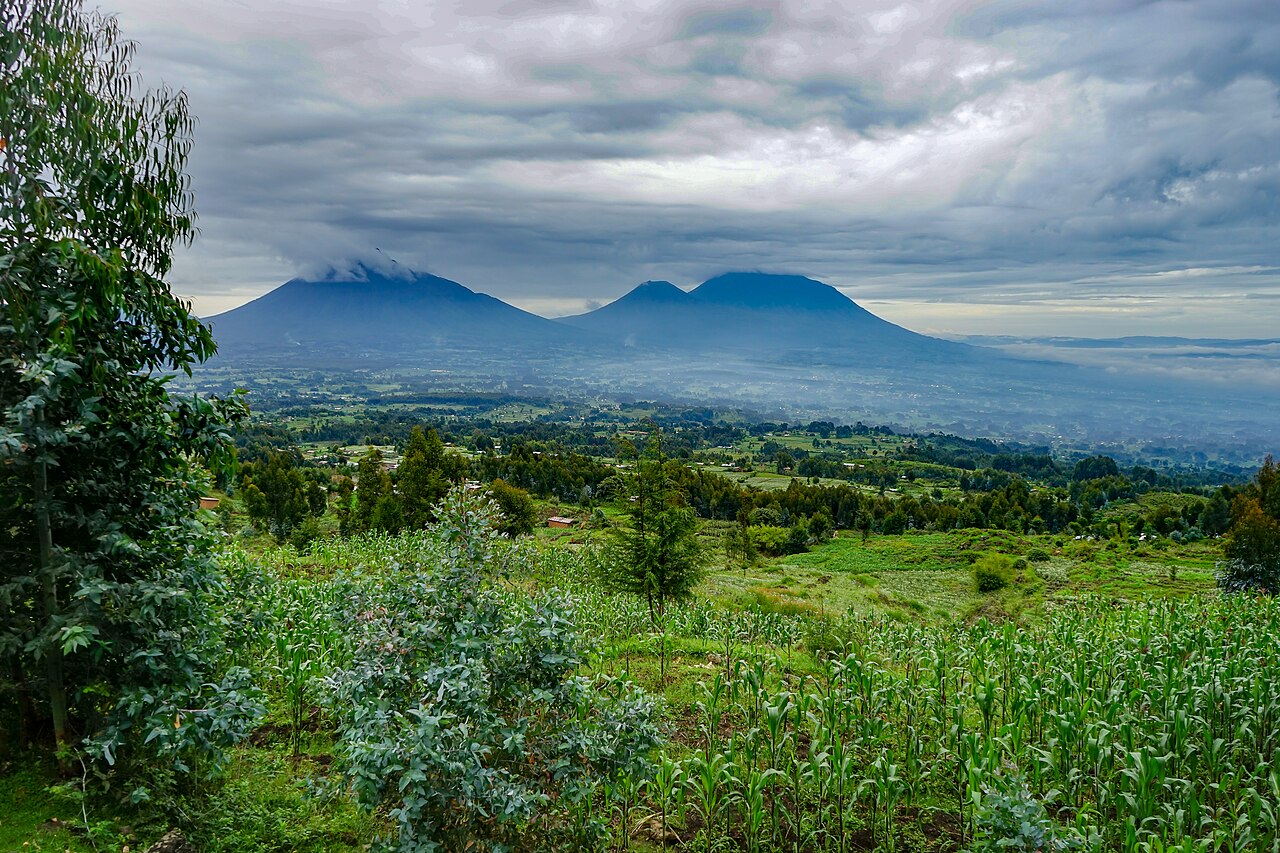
<box><xmin>107</xmin><ymin>0</ymin><xmax>1280</xmax><ymax>337</ymax></box>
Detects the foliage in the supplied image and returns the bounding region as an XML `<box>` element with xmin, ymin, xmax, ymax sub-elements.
<box><xmin>601</xmin><ymin>427</ymin><xmax>706</xmax><ymax>623</ymax></box>
<box><xmin>396</xmin><ymin>426</ymin><xmax>450</xmax><ymax>528</ymax></box>
<box><xmin>974</xmin><ymin>553</ymin><xmax>1016</xmax><ymax>592</ymax></box>
<box><xmin>1216</xmin><ymin>557</ymin><xmax>1279</xmax><ymax>595</ymax></box>
<box><xmin>722</xmin><ymin>519</ymin><xmax>757</xmax><ymax>572</ymax></box>
<box><xmin>1219</xmin><ymin>456</ymin><xmax>1280</xmax><ymax>594</ymax></box>
<box><xmin>747</xmin><ymin>524</ymin><xmax>793</xmax><ymax>556</ymax></box>
<box><xmin>971</xmin><ymin>774</ymin><xmax>1085</xmax><ymax>852</ymax></box>
<box><xmin>240</xmin><ymin>451</ymin><xmax>324</xmax><ymax>541</ymax></box>
<box><xmin>349</xmin><ymin>449</ymin><xmax>395</xmax><ymax>534</ymax></box>
<box><xmin>165</xmin><ymin>518</ymin><xmax>1275</xmax><ymax>852</ymax></box>
<box><xmin>0</xmin><ymin>0</ymin><xmax>259</xmax><ymax>772</ymax></box>
<box><xmin>1072</xmin><ymin>455</ymin><xmax>1120</xmax><ymax>482</ymax></box>
<box><xmin>342</xmin><ymin>431</ymin><xmax>468</xmax><ymax>536</ymax></box>
<box><xmin>487</xmin><ymin>477</ymin><xmax>538</xmax><ymax>536</ymax></box>
<box><xmin>181</xmin><ymin>751</ymin><xmax>375</xmax><ymax>853</ymax></box>
<box><xmin>327</xmin><ymin>489</ymin><xmax>662</xmax><ymax>852</ymax></box>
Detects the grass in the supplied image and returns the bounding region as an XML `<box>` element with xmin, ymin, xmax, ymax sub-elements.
<box><xmin>714</xmin><ymin>469</ymin><xmax>850</xmax><ymax>491</ymax></box>
<box><xmin>700</xmin><ymin>529</ymin><xmax>1219</xmax><ymax>628</ymax></box>
<box><xmin>0</xmin><ymin>740</ymin><xmax>376</xmax><ymax>853</ymax></box>
<box><xmin>184</xmin><ymin>746</ymin><xmax>375</xmax><ymax>853</ymax></box>
<box><xmin>0</xmin><ymin>762</ymin><xmax>101</xmax><ymax>852</ymax></box>
<box><xmin>781</xmin><ymin>531</ymin><xmax>969</xmax><ymax>574</ymax></box>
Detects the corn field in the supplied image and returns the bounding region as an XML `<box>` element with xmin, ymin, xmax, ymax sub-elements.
<box><xmin>221</xmin><ymin>532</ymin><xmax>1280</xmax><ymax>852</ymax></box>
<box><xmin>618</xmin><ymin>596</ymin><xmax>1280</xmax><ymax>853</ymax></box>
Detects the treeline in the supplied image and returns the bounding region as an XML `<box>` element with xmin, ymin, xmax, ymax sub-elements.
<box><xmin>232</xmin><ymin>420</ymin><xmax>1241</xmax><ymax>546</ymax></box>
<box><xmin>401</xmin><ymin>444</ymin><xmax>1235</xmax><ymax>539</ymax></box>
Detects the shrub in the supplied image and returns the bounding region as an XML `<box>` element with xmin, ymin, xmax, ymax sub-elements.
<box><xmin>487</xmin><ymin>478</ymin><xmax>538</xmax><ymax>536</ymax></box>
<box><xmin>972</xmin><ymin>774</ymin><xmax>1087</xmax><ymax>852</ymax></box>
<box><xmin>1217</xmin><ymin>558</ymin><xmax>1280</xmax><ymax>595</ymax></box>
<box><xmin>289</xmin><ymin>515</ymin><xmax>326</xmax><ymax>551</ymax></box>
<box><xmin>1028</xmin><ymin>547</ymin><xmax>1050</xmax><ymax>562</ymax></box>
<box><xmin>974</xmin><ymin>554</ymin><xmax>1016</xmax><ymax>593</ymax></box>
<box><xmin>747</xmin><ymin>525</ymin><xmax>792</xmax><ymax>556</ymax></box>
<box><xmin>328</xmin><ymin>489</ymin><xmax>662</xmax><ymax>851</ymax></box>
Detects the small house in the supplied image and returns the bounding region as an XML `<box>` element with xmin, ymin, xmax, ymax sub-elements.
<box><xmin>547</xmin><ymin>516</ymin><xmax>577</xmax><ymax>529</ymax></box>
<box><xmin>198</xmin><ymin>496</ymin><xmax>220</xmax><ymax>510</ymax></box>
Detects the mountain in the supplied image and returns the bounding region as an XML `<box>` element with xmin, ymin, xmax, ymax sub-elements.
<box><xmin>206</xmin><ymin>263</ymin><xmax>587</xmax><ymax>361</ymax></box>
<box><xmin>559</xmin><ymin>272</ymin><xmax>969</xmax><ymax>364</ymax></box>
<box><xmin>190</xmin><ymin>265</ymin><xmax>1280</xmax><ymax>448</ymax></box>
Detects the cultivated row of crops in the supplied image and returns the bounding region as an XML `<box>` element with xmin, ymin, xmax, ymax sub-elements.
<box><xmin>222</xmin><ymin>531</ymin><xmax>1280</xmax><ymax>852</ymax></box>
<box><xmin>606</xmin><ymin>598</ymin><xmax>1280</xmax><ymax>852</ymax></box>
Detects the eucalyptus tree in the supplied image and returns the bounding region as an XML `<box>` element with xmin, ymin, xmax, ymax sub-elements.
<box><xmin>0</xmin><ymin>0</ymin><xmax>258</xmax><ymax>772</ymax></box>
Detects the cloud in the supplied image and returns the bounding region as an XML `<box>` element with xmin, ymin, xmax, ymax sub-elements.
<box><xmin>103</xmin><ymin>0</ymin><xmax>1280</xmax><ymax>336</ymax></box>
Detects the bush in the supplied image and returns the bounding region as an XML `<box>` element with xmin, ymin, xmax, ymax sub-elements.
<box><xmin>487</xmin><ymin>478</ymin><xmax>538</xmax><ymax>536</ymax></box>
<box><xmin>747</xmin><ymin>525</ymin><xmax>792</xmax><ymax>556</ymax></box>
<box><xmin>328</xmin><ymin>489</ymin><xmax>662</xmax><ymax>851</ymax></box>
<box><xmin>289</xmin><ymin>515</ymin><xmax>326</xmax><ymax>551</ymax></box>
<box><xmin>972</xmin><ymin>774</ymin><xmax>1087</xmax><ymax>852</ymax></box>
<box><xmin>974</xmin><ymin>554</ymin><xmax>1016</xmax><ymax>593</ymax></box>
<box><xmin>1028</xmin><ymin>547</ymin><xmax>1050</xmax><ymax>562</ymax></box>
<box><xmin>1217</xmin><ymin>558</ymin><xmax>1280</xmax><ymax>595</ymax></box>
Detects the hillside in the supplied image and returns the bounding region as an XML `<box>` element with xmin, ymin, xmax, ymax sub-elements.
<box><xmin>206</xmin><ymin>263</ymin><xmax>590</xmax><ymax>360</ymax></box>
<box><xmin>560</xmin><ymin>271</ymin><xmax>972</xmax><ymax>364</ymax></box>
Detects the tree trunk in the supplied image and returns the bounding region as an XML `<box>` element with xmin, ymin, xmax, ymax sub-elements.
<box><xmin>33</xmin><ymin>444</ymin><xmax>70</xmax><ymax>767</ymax></box>
<box><xmin>10</xmin><ymin>659</ymin><xmax>37</xmax><ymax>753</ymax></box>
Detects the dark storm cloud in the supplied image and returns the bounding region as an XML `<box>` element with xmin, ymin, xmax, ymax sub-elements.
<box><xmin>107</xmin><ymin>0</ymin><xmax>1280</xmax><ymax>335</ymax></box>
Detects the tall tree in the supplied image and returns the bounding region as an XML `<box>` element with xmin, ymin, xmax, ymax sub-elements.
<box><xmin>1219</xmin><ymin>456</ymin><xmax>1280</xmax><ymax>594</ymax></box>
<box><xmin>240</xmin><ymin>452</ymin><xmax>319</xmax><ymax>541</ymax></box>
<box><xmin>0</xmin><ymin>0</ymin><xmax>259</xmax><ymax>770</ymax></box>
<box><xmin>351</xmin><ymin>448</ymin><xmax>395</xmax><ymax>533</ymax></box>
<box><xmin>397</xmin><ymin>425</ymin><xmax>449</xmax><ymax>528</ymax></box>
<box><xmin>723</xmin><ymin>518</ymin><xmax>757</xmax><ymax>577</ymax></box>
<box><xmin>602</xmin><ymin>427</ymin><xmax>705</xmax><ymax>623</ymax></box>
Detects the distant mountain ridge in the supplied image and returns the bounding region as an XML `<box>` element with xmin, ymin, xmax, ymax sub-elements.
<box><xmin>191</xmin><ymin>262</ymin><xmax>1280</xmax><ymax>449</ymax></box>
<box><xmin>559</xmin><ymin>271</ymin><xmax>970</xmax><ymax>363</ymax></box>
<box><xmin>207</xmin><ymin>263</ymin><xmax>586</xmax><ymax>357</ymax></box>
<box><xmin>207</xmin><ymin>266</ymin><xmax>970</xmax><ymax>365</ymax></box>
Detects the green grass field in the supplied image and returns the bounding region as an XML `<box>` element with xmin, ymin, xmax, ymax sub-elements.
<box><xmin>701</xmin><ymin>529</ymin><xmax>1218</xmax><ymax>626</ymax></box>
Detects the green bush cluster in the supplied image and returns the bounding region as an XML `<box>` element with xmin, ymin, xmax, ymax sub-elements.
<box><xmin>974</xmin><ymin>553</ymin><xmax>1017</xmax><ymax>593</ymax></box>
<box><xmin>972</xmin><ymin>774</ymin><xmax>1087</xmax><ymax>852</ymax></box>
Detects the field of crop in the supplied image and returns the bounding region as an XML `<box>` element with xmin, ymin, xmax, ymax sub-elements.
<box><xmin>11</xmin><ymin>509</ymin><xmax>1267</xmax><ymax>853</ymax></box>
<box><xmin>235</xmin><ymin>529</ymin><xmax>1277</xmax><ymax>852</ymax></box>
